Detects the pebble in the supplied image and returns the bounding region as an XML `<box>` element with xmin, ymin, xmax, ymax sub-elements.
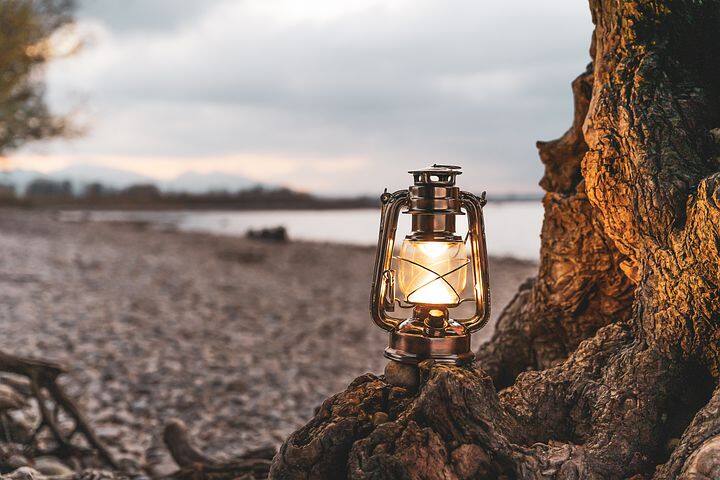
<box><xmin>5</xmin><ymin>455</ymin><xmax>28</xmax><ymax>470</ymax></box>
<box><xmin>0</xmin><ymin>210</ymin><xmax>536</xmax><ymax>466</ymax></box>
<box><xmin>32</xmin><ymin>457</ymin><xmax>74</xmax><ymax>477</ymax></box>
<box><xmin>0</xmin><ymin>384</ymin><xmax>25</xmax><ymax>411</ymax></box>
<box><xmin>5</xmin><ymin>468</ymin><xmax>41</xmax><ymax>480</ymax></box>
<box><xmin>384</xmin><ymin>361</ymin><xmax>420</xmax><ymax>390</ymax></box>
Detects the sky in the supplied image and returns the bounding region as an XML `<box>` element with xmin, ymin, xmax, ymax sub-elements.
<box><xmin>12</xmin><ymin>0</ymin><xmax>593</xmax><ymax>195</ymax></box>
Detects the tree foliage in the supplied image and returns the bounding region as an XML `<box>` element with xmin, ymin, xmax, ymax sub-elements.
<box><xmin>0</xmin><ymin>0</ymin><xmax>75</xmax><ymax>155</ymax></box>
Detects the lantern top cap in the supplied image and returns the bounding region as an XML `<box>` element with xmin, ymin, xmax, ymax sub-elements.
<box><xmin>408</xmin><ymin>164</ymin><xmax>462</xmax><ymax>187</ymax></box>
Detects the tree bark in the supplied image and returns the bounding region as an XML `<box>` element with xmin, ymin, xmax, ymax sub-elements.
<box><xmin>270</xmin><ymin>0</ymin><xmax>720</xmax><ymax>478</ymax></box>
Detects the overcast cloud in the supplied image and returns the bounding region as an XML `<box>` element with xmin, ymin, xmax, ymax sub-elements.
<box><xmin>15</xmin><ymin>0</ymin><xmax>593</xmax><ymax>195</ymax></box>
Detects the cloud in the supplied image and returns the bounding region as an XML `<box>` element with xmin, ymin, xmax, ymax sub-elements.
<box><xmin>76</xmin><ymin>0</ymin><xmax>229</xmax><ymax>34</ymax></box>
<box><xmin>17</xmin><ymin>0</ymin><xmax>593</xmax><ymax>195</ymax></box>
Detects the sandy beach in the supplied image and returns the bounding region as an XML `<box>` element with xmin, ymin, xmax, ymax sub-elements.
<box><xmin>0</xmin><ymin>209</ymin><xmax>536</xmax><ymax>471</ymax></box>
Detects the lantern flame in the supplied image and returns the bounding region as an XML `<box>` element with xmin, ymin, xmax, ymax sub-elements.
<box><xmin>397</xmin><ymin>239</ymin><xmax>468</xmax><ymax>305</ymax></box>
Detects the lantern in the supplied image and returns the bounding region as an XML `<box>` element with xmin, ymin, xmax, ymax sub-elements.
<box><xmin>370</xmin><ymin>165</ymin><xmax>491</xmax><ymax>365</ymax></box>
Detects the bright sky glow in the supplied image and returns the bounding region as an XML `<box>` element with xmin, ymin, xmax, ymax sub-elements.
<box><xmin>12</xmin><ymin>0</ymin><xmax>593</xmax><ymax>195</ymax></box>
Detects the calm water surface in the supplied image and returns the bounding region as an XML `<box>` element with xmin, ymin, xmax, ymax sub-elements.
<box><xmin>73</xmin><ymin>202</ymin><xmax>543</xmax><ymax>260</ymax></box>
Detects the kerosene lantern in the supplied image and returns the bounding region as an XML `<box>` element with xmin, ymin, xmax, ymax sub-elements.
<box><xmin>370</xmin><ymin>165</ymin><xmax>490</xmax><ymax>365</ymax></box>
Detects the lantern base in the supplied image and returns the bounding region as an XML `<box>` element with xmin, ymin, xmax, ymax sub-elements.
<box><xmin>384</xmin><ymin>330</ymin><xmax>474</xmax><ymax>366</ymax></box>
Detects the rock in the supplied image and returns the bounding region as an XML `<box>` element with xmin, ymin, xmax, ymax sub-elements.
<box><xmin>32</xmin><ymin>457</ymin><xmax>74</xmax><ymax>476</ymax></box>
<box><xmin>5</xmin><ymin>454</ymin><xmax>29</xmax><ymax>470</ymax></box>
<box><xmin>95</xmin><ymin>425</ymin><xmax>122</xmax><ymax>441</ymax></box>
<box><xmin>145</xmin><ymin>443</ymin><xmax>178</xmax><ymax>478</ymax></box>
<box><xmin>5</xmin><ymin>467</ymin><xmax>42</xmax><ymax>480</ymax></box>
<box><xmin>2</xmin><ymin>414</ymin><xmax>35</xmax><ymax>444</ymax></box>
<box><xmin>384</xmin><ymin>361</ymin><xmax>420</xmax><ymax>390</ymax></box>
<box><xmin>0</xmin><ymin>384</ymin><xmax>26</xmax><ymax>411</ymax></box>
<box><xmin>0</xmin><ymin>376</ymin><xmax>32</xmax><ymax>397</ymax></box>
<box><xmin>116</xmin><ymin>457</ymin><xmax>143</xmax><ymax>474</ymax></box>
<box><xmin>246</xmin><ymin>226</ymin><xmax>288</xmax><ymax>242</ymax></box>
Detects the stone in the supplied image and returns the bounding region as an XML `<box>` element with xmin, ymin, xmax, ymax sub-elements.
<box><xmin>246</xmin><ymin>226</ymin><xmax>287</xmax><ymax>242</ymax></box>
<box><xmin>32</xmin><ymin>457</ymin><xmax>74</xmax><ymax>476</ymax></box>
<box><xmin>5</xmin><ymin>455</ymin><xmax>29</xmax><ymax>470</ymax></box>
<box><xmin>384</xmin><ymin>361</ymin><xmax>420</xmax><ymax>390</ymax></box>
<box><xmin>0</xmin><ymin>384</ymin><xmax>25</xmax><ymax>411</ymax></box>
<box><xmin>6</xmin><ymin>467</ymin><xmax>41</xmax><ymax>480</ymax></box>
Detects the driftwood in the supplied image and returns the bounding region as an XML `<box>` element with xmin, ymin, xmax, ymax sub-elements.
<box><xmin>0</xmin><ymin>354</ymin><xmax>276</xmax><ymax>480</ymax></box>
<box><xmin>162</xmin><ymin>419</ymin><xmax>274</xmax><ymax>480</ymax></box>
<box><xmin>0</xmin><ymin>351</ymin><xmax>117</xmax><ymax>472</ymax></box>
<box><xmin>246</xmin><ymin>227</ymin><xmax>288</xmax><ymax>243</ymax></box>
<box><xmin>269</xmin><ymin>1</ymin><xmax>720</xmax><ymax>478</ymax></box>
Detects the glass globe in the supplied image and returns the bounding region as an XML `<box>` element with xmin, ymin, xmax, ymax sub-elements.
<box><xmin>397</xmin><ymin>239</ymin><xmax>468</xmax><ymax>305</ymax></box>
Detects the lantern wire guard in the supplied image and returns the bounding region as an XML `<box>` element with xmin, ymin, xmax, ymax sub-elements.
<box><xmin>370</xmin><ymin>165</ymin><xmax>491</xmax><ymax>365</ymax></box>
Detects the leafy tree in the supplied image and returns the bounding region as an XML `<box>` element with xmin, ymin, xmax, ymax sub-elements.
<box><xmin>25</xmin><ymin>177</ymin><xmax>71</xmax><ymax>196</ymax></box>
<box><xmin>0</xmin><ymin>0</ymin><xmax>75</xmax><ymax>156</ymax></box>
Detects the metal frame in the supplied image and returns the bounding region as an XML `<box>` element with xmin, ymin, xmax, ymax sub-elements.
<box><xmin>457</xmin><ymin>191</ymin><xmax>491</xmax><ymax>331</ymax></box>
<box><xmin>369</xmin><ymin>189</ymin><xmax>491</xmax><ymax>334</ymax></box>
<box><xmin>370</xmin><ymin>189</ymin><xmax>408</xmax><ymax>331</ymax></box>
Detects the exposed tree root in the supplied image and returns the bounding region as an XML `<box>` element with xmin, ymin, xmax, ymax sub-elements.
<box><xmin>4</xmin><ymin>1</ymin><xmax>720</xmax><ymax>479</ymax></box>
<box><xmin>271</xmin><ymin>1</ymin><xmax>720</xmax><ymax>478</ymax></box>
<box><xmin>477</xmin><ymin>66</ymin><xmax>635</xmax><ymax>390</ymax></box>
<box><xmin>0</xmin><ymin>351</ymin><xmax>277</xmax><ymax>480</ymax></box>
<box><xmin>271</xmin><ymin>324</ymin><xmax>707</xmax><ymax>479</ymax></box>
<box><xmin>0</xmin><ymin>351</ymin><xmax>117</xmax><ymax>471</ymax></box>
<box><xmin>161</xmin><ymin>419</ymin><xmax>274</xmax><ymax>480</ymax></box>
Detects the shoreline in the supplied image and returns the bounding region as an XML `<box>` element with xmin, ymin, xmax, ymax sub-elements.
<box><xmin>0</xmin><ymin>195</ymin><xmax>543</xmax><ymax>212</ymax></box>
<box><xmin>57</xmin><ymin>211</ymin><xmax>541</xmax><ymax>262</ymax></box>
<box><xmin>0</xmin><ymin>209</ymin><xmax>537</xmax><ymax>471</ymax></box>
<box><xmin>51</xmin><ymin>205</ymin><xmax>544</xmax><ymax>261</ymax></box>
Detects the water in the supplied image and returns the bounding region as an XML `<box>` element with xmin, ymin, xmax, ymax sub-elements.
<box><xmin>68</xmin><ymin>201</ymin><xmax>544</xmax><ymax>260</ymax></box>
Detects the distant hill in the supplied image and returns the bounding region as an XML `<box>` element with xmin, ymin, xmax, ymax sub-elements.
<box><xmin>0</xmin><ymin>164</ymin><xmax>542</xmax><ymax>202</ymax></box>
<box><xmin>0</xmin><ymin>170</ymin><xmax>46</xmax><ymax>194</ymax></box>
<box><xmin>161</xmin><ymin>171</ymin><xmax>264</xmax><ymax>193</ymax></box>
<box><xmin>49</xmin><ymin>164</ymin><xmax>155</xmax><ymax>189</ymax></box>
<box><xmin>0</xmin><ymin>164</ymin><xmax>269</xmax><ymax>195</ymax></box>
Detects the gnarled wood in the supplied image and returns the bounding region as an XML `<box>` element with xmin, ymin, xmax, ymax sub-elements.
<box><xmin>477</xmin><ymin>64</ymin><xmax>635</xmax><ymax>390</ymax></box>
<box><xmin>0</xmin><ymin>351</ymin><xmax>117</xmax><ymax>471</ymax></box>
<box><xmin>271</xmin><ymin>1</ymin><xmax>720</xmax><ymax>478</ymax></box>
<box><xmin>162</xmin><ymin>419</ymin><xmax>275</xmax><ymax>480</ymax></box>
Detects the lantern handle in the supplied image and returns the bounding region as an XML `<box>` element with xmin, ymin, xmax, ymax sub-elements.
<box><xmin>456</xmin><ymin>191</ymin><xmax>491</xmax><ymax>332</ymax></box>
<box><xmin>370</xmin><ymin>189</ymin><xmax>409</xmax><ymax>331</ymax></box>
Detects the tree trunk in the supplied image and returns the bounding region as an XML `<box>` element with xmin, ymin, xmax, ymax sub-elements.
<box><xmin>269</xmin><ymin>0</ymin><xmax>720</xmax><ymax>478</ymax></box>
